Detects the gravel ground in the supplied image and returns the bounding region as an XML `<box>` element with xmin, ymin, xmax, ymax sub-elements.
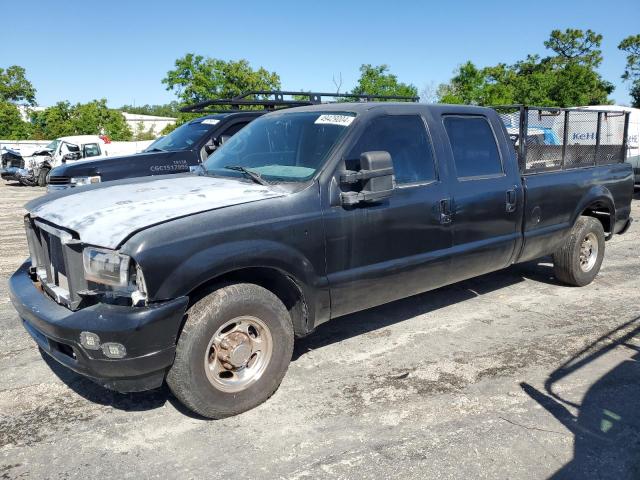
<box><xmin>1</xmin><ymin>180</ymin><xmax>639</xmax><ymax>479</ymax></box>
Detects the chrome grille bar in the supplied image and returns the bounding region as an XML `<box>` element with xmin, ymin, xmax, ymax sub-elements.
<box><xmin>26</xmin><ymin>219</ymin><xmax>73</xmax><ymax>306</ymax></box>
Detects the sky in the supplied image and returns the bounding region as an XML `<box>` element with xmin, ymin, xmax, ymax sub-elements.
<box><xmin>1</xmin><ymin>0</ymin><xmax>639</xmax><ymax>108</ymax></box>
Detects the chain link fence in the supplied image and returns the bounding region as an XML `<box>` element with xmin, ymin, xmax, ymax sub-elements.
<box><xmin>495</xmin><ymin>106</ymin><xmax>629</xmax><ymax>174</ymax></box>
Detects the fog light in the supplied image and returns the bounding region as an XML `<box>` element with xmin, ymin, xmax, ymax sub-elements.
<box><xmin>80</xmin><ymin>331</ymin><xmax>101</xmax><ymax>350</ymax></box>
<box><xmin>101</xmin><ymin>342</ymin><xmax>127</xmax><ymax>359</ymax></box>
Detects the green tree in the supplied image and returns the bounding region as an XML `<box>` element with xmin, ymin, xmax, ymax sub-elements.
<box><xmin>0</xmin><ymin>101</ymin><xmax>31</xmax><ymax>139</ymax></box>
<box><xmin>437</xmin><ymin>29</ymin><xmax>613</xmax><ymax>107</ymax></box>
<box><xmin>349</xmin><ymin>64</ymin><xmax>418</xmax><ymax>99</ymax></box>
<box><xmin>618</xmin><ymin>34</ymin><xmax>640</xmax><ymax>107</ymax></box>
<box><xmin>0</xmin><ymin>65</ymin><xmax>36</xmax><ymax>105</ymax></box>
<box><xmin>544</xmin><ymin>29</ymin><xmax>603</xmax><ymax>68</ymax></box>
<box><xmin>132</xmin><ymin>121</ymin><xmax>157</xmax><ymax>140</ymax></box>
<box><xmin>162</xmin><ymin>53</ymin><xmax>281</xmax><ymax>105</ymax></box>
<box><xmin>160</xmin><ymin>122</ymin><xmax>178</xmax><ymax>135</ymax></box>
<box><xmin>547</xmin><ymin>62</ymin><xmax>613</xmax><ymax>106</ymax></box>
<box><xmin>161</xmin><ymin>54</ymin><xmax>281</xmax><ymax>133</ymax></box>
<box><xmin>437</xmin><ymin>61</ymin><xmax>490</xmax><ymax>104</ymax></box>
<box><xmin>0</xmin><ymin>65</ymin><xmax>36</xmax><ymax>138</ymax></box>
<box><xmin>120</xmin><ymin>101</ymin><xmax>180</xmax><ymax>117</ymax></box>
<box><xmin>31</xmin><ymin>101</ymin><xmax>76</xmax><ymax>139</ymax></box>
<box><xmin>72</xmin><ymin>99</ymin><xmax>132</xmax><ymax>140</ymax></box>
<box><xmin>31</xmin><ymin>99</ymin><xmax>132</xmax><ymax>140</ymax></box>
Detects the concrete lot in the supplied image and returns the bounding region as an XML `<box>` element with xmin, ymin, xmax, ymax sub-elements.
<box><xmin>0</xmin><ymin>180</ymin><xmax>639</xmax><ymax>479</ymax></box>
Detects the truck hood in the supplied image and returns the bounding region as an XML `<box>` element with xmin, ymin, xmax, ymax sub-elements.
<box><xmin>52</xmin><ymin>150</ymin><xmax>162</xmax><ymax>171</ymax></box>
<box><xmin>50</xmin><ymin>150</ymin><xmax>193</xmax><ymax>180</ymax></box>
<box><xmin>26</xmin><ymin>175</ymin><xmax>284</xmax><ymax>249</ymax></box>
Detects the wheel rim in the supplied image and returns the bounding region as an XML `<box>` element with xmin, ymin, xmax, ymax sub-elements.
<box><xmin>579</xmin><ymin>232</ymin><xmax>599</xmax><ymax>272</ymax></box>
<box><xmin>204</xmin><ymin>316</ymin><xmax>273</xmax><ymax>393</ymax></box>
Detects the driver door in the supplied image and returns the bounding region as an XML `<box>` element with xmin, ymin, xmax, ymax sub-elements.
<box><xmin>322</xmin><ymin>114</ymin><xmax>453</xmax><ymax>318</ymax></box>
<box><xmin>59</xmin><ymin>142</ymin><xmax>81</xmax><ymax>163</ymax></box>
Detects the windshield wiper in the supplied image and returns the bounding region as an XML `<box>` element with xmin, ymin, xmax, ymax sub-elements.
<box><xmin>223</xmin><ymin>165</ymin><xmax>270</xmax><ymax>186</ymax></box>
<box><xmin>145</xmin><ymin>147</ymin><xmax>166</xmax><ymax>153</ymax></box>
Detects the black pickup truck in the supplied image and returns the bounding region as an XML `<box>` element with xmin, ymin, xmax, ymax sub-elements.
<box><xmin>46</xmin><ymin>111</ymin><xmax>264</xmax><ymax>191</ymax></box>
<box><xmin>9</xmin><ymin>100</ymin><xmax>633</xmax><ymax>419</ymax></box>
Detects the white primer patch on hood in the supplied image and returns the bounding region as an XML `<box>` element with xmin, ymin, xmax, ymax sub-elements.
<box><xmin>28</xmin><ymin>175</ymin><xmax>284</xmax><ymax>249</ymax></box>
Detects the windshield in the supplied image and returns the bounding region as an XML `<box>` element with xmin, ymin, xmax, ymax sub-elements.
<box><xmin>145</xmin><ymin>119</ymin><xmax>217</xmax><ymax>152</ymax></box>
<box><xmin>45</xmin><ymin>140</ymin><xmax>60</xmax><ymax>152</ymax></box>
<box><xmin>204</xmin><ymin>112</ymin><xmax>355</xmax><ymax>182</ymax></box>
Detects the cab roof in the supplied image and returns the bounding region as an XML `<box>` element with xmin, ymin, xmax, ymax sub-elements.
<box><xmin>265</xmin><ymin>102</ymin><xmax>496</xmax><ymax>117</ymax></box>
<box><xmin>57</xmin><ymin>135</ymin><xmax>106</xmax><ymax>144</ymax></box>
<box><xmin>189</xmin><ymin>111</ymin><xmax>268</xmax><ymax>124</ymax></box>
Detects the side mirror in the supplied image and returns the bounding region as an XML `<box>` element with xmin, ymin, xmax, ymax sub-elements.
<box><xmin>340</xmin><ymin>151</ymin><xmax>394</xmax><ymax>206</ymax></box>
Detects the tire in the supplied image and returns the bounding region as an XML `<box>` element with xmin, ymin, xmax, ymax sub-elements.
<box><xmin>552</xmin><ymin>216</ymin><xmax>605</xmax><ymax>287</ymax></box>
<box><xmin>167</xmin><ymin>283</ymin><xmax>294</xmax><ymax>419</ymax></box>
<box><xmin>37</xmin><ymin>167</ymin><xmax>49</xmax><ymax>187</ymax></box>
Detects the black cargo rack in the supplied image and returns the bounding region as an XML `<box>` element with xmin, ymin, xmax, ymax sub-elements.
<box><xmin>492</xmin><ymin>105</ymin><xmax>630</xmax><ymax>174</ymax></box>
<box><xmin>181</xmin><ymin>90</ymin><xmax>420</xmax><ymax>113</ymax></box>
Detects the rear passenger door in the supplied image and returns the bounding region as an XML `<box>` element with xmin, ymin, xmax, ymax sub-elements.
<box><xmin>443</xmin><ymin>114</ymin><xmax>522</xmax><ymax>283</ymax></box>
<box><xmin>323</xmin><ymin>114</ymin><xmax>453</xmax><ymax>317</ymax></box>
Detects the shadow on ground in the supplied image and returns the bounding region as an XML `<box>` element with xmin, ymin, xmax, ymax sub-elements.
<box><xmin>521</xmin><ymin>316</ymin><xmax>640</xmax><ymax>479</ymax></box>
<box><xmin>39</xmin><ymin>348</ymin><xmax>205</xmax><ymax>419</ymax></box>
<box><xmin>40</xmin><ymin>258</ymin><xmax>559</xmax><ymax>416</ymax></box>
<box><xmin>293</xmin><ymin>258</ymin><xmax>558</xmax><ymax>359</ymax></box>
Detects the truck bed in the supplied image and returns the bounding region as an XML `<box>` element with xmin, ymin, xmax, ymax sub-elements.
<box><xmin>518</xmin><ymin>162</ymin><xmax>634</xmax><ymax>263</ymax></box>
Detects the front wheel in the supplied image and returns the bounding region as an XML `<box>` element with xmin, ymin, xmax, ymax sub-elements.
<box><xmin>37</xmin><ymin>167</ymin><xmax>50</xmax><ymax>187</ymax></box>
<box><xmin>167</xmin><ymin>283</ymin><xmax>294</xmax><ymax>419</ymax></box>
<box><xmin>552</xmin><ymin>216</ymin><xmax>605</xmax><ymax>286</ymax></box>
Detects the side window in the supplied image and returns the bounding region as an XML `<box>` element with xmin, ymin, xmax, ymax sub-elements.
<box><xmin>348</xmin><ymin>115</ymin><xmax>436</xmax><ymax>185</ymax></box>
<box><xmin>443</xmin><ymin>116</ymin><xmax>503</xmax><ymax>178</ymax></box>
<box><xmin>220</xmin><ymin>122</ymin><xmax>248</xmax><ymax>138</ymax></box>
<box><xmin>83</xmin><ymin>143</ymin><xmax>101</xmax><ymax>158</ymax></box>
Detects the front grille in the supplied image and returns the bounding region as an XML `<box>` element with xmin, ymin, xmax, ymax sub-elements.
<box><xmin>48</xmin><ymin>176</ymin><xmax>71</xmax><ymax>185</ymax></box>
<box><xmin>25</xmin><ymin>218</ymin><xmax>86</xmax><ymax>310</ymax></box>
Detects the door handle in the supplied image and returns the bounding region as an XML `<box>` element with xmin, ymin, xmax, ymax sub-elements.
<box><xmin>506</xmin><ymin>188</ymin><xmax>517</xmax><ymax>213</ymax></box>
<box><xmin>439</xmin><ymin>198</ymin><xmax>452</xmax><ymax>224</ymax></box>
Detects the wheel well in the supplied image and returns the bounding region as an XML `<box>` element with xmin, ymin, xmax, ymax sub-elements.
<box><xmin>188</xmin><ymin>267</ymin><xmax>309</xmax><ymax>337</ymax></box>
<box><xmin>581</xmin><ymin>201</ymin><xmax>612</xmax><ymax>234</ymax></box>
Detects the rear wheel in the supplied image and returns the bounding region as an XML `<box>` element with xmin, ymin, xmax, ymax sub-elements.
<box><xmin>167</xmin><ymin>283</ymin><xmax>294</xmax><ymax>419</ymax></box>
<box><xmin>552</xmin><ymin>216</ymin><xmax>605</xmax><ymax>286</ymax></box>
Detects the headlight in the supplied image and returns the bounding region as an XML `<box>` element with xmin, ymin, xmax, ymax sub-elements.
<box><xmin>82</xmin><ymin>247</ymin><xmax>130</xmax><ymax>286</ymax></box>
<box><xmin>71</xmin><ymin>175</ymin><xmax>101</xmax><ymax>186</ymax></box>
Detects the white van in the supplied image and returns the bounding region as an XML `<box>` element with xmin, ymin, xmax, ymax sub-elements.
<box><xmin>577</xmin><ymin>106</ymin><xmax>640</xmax><ymax>184</ymax></box>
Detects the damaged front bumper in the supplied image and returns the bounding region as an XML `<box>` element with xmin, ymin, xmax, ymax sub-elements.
<box><xmin>0</xmin><ymin>166</ymin><xmax>24</xmax><ymax>181</ymax></box>
<box><xmin>15</xmin><ymin>168</ymin><xmax>37</xmax><ymax>185</ymax></box>
<box><xmin>9</xmin><ymin>260</ymin><xmax>189</xmax><ymax>392</ymax></box>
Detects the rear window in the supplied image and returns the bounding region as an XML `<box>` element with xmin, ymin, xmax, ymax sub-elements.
<box><xmin>444</xmin><ymin>116</ymin><xmax>503</xmax><ymax>178</ymax></box>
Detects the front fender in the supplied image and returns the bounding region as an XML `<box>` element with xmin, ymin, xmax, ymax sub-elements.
<box><xmin>137</xmin><ymin>239</ymin><xmax>330</xmax><ymax>330</ymax></box>
<box><xmin>159</xmin><ymin>239</ymin><xmax>321</xmax><ymax>296</ymax></box>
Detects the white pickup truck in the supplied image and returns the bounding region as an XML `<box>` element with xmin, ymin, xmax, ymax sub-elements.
<box><xmin>1</xmin><ymin>135</ymin><xmax>152</xmax><ymax>186</ymax></box>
